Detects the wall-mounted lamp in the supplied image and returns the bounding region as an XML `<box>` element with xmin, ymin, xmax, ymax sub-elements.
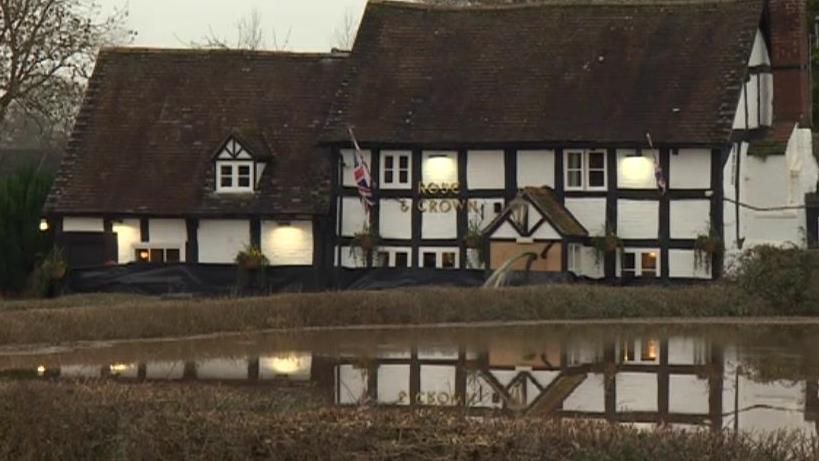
<box><xmin>428</xmin><ymin>153</ymin><xmax>448</xmax><ymax>159</ymax></box>
<box><xmin>277</xmin><ymin>220</ymin><xmax>292</xmax><ymax>227</ymax></box>
<box><xmin>39</xmin><ymin>218</ymin><xmax>49</xmax><ymax>232</ymax></box>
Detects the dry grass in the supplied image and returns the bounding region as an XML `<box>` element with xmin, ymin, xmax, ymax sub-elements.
<box><xmin>0</xmin><ymin>284</ymin><xmax>773</xmax><ymax>346</ymax></box>
<box><xmin>0</xmin><ymin>380</ymin><xmax>815</xmax><ymax>461</ymax></box>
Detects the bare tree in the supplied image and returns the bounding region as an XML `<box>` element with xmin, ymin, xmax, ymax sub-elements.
<box><xmin>0</xmin><ymin>0</ymin><xmax>132</xmax><ymax>143</ymax></box>
<box><xmin>196</xmin><ymin>8</ymin><xmax>290</xmax><ymax>51</ymax></box>
<box><xmin>331</xmin><ymin>9</ymin><xmax>358</xmax><ymax>51</ymax></box>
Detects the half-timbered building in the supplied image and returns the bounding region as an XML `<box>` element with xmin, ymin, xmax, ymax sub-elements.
<box><xmin>44</xmin><ymin>0</ymin><xmax>819</xmax><ymax>290</ymax></box>
<box><xmin>325</xmin><ymin>0</ymin><xmax>818</xmax><ymax>281</ymax></box>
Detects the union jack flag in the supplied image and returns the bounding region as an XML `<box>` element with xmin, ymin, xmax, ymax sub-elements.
<box><xmin>646</xmin><ymin>131</ymin><xmax>667</xmax><ymax>194</ymax></box>
<box><xmin>348</xmin><ymin>127</ymin><xmax>374</xmax><ymax>212</ymax></box>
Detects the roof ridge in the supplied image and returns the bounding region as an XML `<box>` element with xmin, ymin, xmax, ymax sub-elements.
<box><xmin>99</xmin><ymin>47</ymin><xmax>350</xmax><ymax>59</ymax></box>
<box><xmin>369</xmin><ymin>0</ymin><xmax>753</xmax><ymax>11</ymax></box>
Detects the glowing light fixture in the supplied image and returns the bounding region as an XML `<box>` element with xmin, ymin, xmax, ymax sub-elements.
<box><xmin>36</xmin><ymin>365</ymin><xmax>46</xmax><ymax>376</ymax></box>
<box><xmin>620</xmin><ymin>154</ymin><xmax>654</xmax><ymax>184</ymax></box>
<box><xmin>423</xmin><ymin>152</ymin><xmax>457</xmax><ymax>184</ymax></box>
<box><xmin>39</xmin><ymin>219</ymin><xmax>49</xmax><ymax>231</ymax></box>
<box><xmin>109</xmin><ymin>363</ymin><xmax>133</xmax><ymax>374</ymax></box>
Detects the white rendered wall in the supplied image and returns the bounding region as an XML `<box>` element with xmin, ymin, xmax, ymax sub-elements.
<box><xmin>616</xmin><ymin>372</ymin><xmax>658</xmax><ymax>412</ymax></box>
<box><xmin>261</xmin><ymin>220</ymin><xmax>313</xmax><ymax>266</ymax></box>
<box><xmin>422</xmin><ymin>151</ymin><xmax>458</xmax><ymax>185</ymax></box>
<box><xmin>62</xmin><ymin>217</ymin><xmax>104</xmax><ymax>232</ymax></box>
<box><xmin>517</xmin><ymin>150</ymin><xmax>555</xmax><ymax>188</ymax></box>
<box><xmin>565</xmin><ymin>198</ymin><xmax>606</xmax><ymax>235</ymax></box>
<box><xmin>617</xmin><ymin>200</ymin><xmax>659</xmax><ymax>239</ymax></box>
<box><xmin>150</xmin><ymin>219</ymin><xmax>187</xmax><ymax>245</ymax></box>
<box><xmin>112</xmin><ymin>219</ymin><xmax>140</xmax><ymax>264</ymax></box>
<box><xmin>669</xmin><ymin>200</ymin><xmax>711</xmax><ymax>239</ymax></box>
<box><xmin>668</xmin><ymin>249</ymin><xmax>711</xmax><ymax>279</ymax></box>
<box><xmin>198</xmin><ymin>220</ymin><xmax>249</xmax><ymax>264</ymax></box>
<box><xmin>379</xmin><ymin>199</ymin><xmax>412</xmax><ymax>239</ymax></box>
<box><xmin>340</xmin><ymin>197</ymin><xmax>369</xmax><ymax>237</ymax></box>
<box><xmin>748</xmin><ymin>29</ymin><xmax>771</xmax><ymax>66</ymax></box>
<box><xmin>669</xmin><ymin>375</ymin><xmax>710</xmax><ymax>414</ymax></box>
<box><xmin>669</xmin><ymin>149</ymin><xmax>711</xmax><ymax>189</ymax></box>
<box><xmin>340</xmin><ymin>149</ymin><xmax>372</xmax><ymax>188</ymax></box>
<box><xmin>421</xmin><ymin>207</ymin><xmax>457</xmax><ymax>239</ymax></box>
<box><xmin>467</xmin><ymin>150</ymin><xmax>504</xmax><ymax>189</ymax></box>
<box><xmin>617</xmin><ymin>149</ymin><xmax>657</xmax><ymax>189</ymax></box>
<box><xmin>724</xmin><ymin>128</ymin><xmax>818</xmax><ymax>260</ymax></box>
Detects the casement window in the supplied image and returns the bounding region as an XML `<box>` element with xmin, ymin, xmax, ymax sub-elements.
<box><xmin>217</xmin><ymin>161</ymin><xmax>254</xmax><ymax>193</ymax></box>
<box><xmin>376</xmin><ymin>248</ymin><xmax>411</xmax><ymax>268</ymax></box>
<box><xmin>621</xmin><ymin>339</ymin><xmax>659</xmax><ymax>363</ymax></box>
<box><xmin>565</xmin><ymin>150</ymin><xmax>607</xmax><ymax>191</ymax></box>
<box><xmin>135</xmin><ymin>247</ymin><xmax>181</xmax><ymax>264</ymax></box>
<box><xmin>381</xmin><ymin>151</ymin><xmax>411</xmax><ymax>188</ymax></box>
<box><xmin>567</xmin><ymin>244</ymin><xmax>583</xmax><ymax>274</ymax></box>
<box><xmin>621</xmin><ymin>250</ymin><xmax>659</xmax><ymax>278</ymax></box>
<box><xmin>420</xmin><ymin>248</ymin><xmax>459</xmax><ymax>269</ymax></box>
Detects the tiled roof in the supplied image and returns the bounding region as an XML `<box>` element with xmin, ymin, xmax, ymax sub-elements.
<box><xmin>521</xmin><ymin>187</ymin><xmax>588</xmax><ymax>237</ymax></box>
<box><xmin>323</xmin><ymin>0</ymin><xmax>762</xmax><ymax>145</ymax></box>
<box><xmin>46</xmin><ymin>48</ymin><xmax>348</xmax><ymax>216</ymax></box>
<box><xmin>483</xmin><ymin>186</ymin><xmax>588</xmax><ymax>238</ymax></box>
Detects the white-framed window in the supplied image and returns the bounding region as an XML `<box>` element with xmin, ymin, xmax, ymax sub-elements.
<box><xmin>135</xmin><ymin>246</ymin><xmax>182</xmax><ymax>263</ymax></box>
<box><xmin>381</xmin><ymin>151</ymin><xmax>411</xmax><ymax>189</ymax></box>
<box><xmin>567</xmin><ymin>243</ymin><xmax>583</xmax><ymax>274</ymax></box>
<box><xmin>621</xmin><ymin>249</ymin><xmax>659</xmax><ymax>278</ymax></box>
<box><xmin>376</xmin><ymin>248</ymin><xmax>411</xmax><ymax>268</ymax></box>
<box><xmin>420</xmin><ymin>248</ymin><xmax>459</xmax><ymax>269</ymax></box>
<box><xmin>217</xmin><ymin>161</ymin><xmax>254</xmax><ymax>193</ymax></box>
<box><xmin>565</xmin><ymin>150</ymin><xmax>607</xmax><ymax>191</ymax></box>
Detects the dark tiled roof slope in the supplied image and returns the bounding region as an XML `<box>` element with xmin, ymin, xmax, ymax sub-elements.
<box><xmin>324</xmin><ymin>0</ymin><xmax>763</xmax><ymax>145</ymax></box>
<box><xmin>522</xmin><ymin>187</ymin><xmax>588</xmax><ymax>237</ymax></box>
<box><xmin>46</xmin><ymin>48</ymin><xmax>348</xmax><ymax>216</ymax></box>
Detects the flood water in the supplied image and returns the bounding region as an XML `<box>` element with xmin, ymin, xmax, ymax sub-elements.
<box><xmin>1</xmin><ymin>322</ymin><xmax>817</xmax><ymax>435</ymax></box>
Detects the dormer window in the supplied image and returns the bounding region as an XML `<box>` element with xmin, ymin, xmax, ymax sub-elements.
<box><xmin>215</xmin><ymin>137</ymin><xmax>256</xmax><ymax>193</ymax></box>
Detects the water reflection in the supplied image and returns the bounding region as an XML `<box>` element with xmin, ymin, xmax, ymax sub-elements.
<box><xmin>1</xmin><ymin>325</ymin><xmax>818</xmax><ymax>435</ymax></box>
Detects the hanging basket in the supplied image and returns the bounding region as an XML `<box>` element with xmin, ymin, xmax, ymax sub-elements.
<box><xmin>464</xmin><ymin>235</ymin><xmax>483</xmax><ymax>249</ymax></box>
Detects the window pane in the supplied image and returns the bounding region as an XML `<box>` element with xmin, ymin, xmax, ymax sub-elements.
<box><xmin>621</xmin><ymin>341</ymin><xmax>636</xmax><ymax>362</ymax></box>
<box><xmin>622</xmin><ymin>253</ymin><xmax>636</xmax><ymax>271</ymax></box>
<box><xmin>385</xmin><ymin>171</ymin><xmax>394</xmax><ymax>184</ymax></box>
<box><xmin>568</xmin><ymin>171</ymin><xmax>583</xmax><ymax>187</ymax></box>
<box><xmin>220</xmin><ymin>165</ymin><xmax>233</xmax><ymax>187</ymax></box>
<box><xmin>384</xmin><ymin>156</ymin><xmax>394</xmax><ymax>169</ymax></box>
<box><xmin>442</xmin><ymin>252</ymin><xmax>456</xmax><ymax>269</ymax></box>
<box><xmin>238</xmin><ymin>176</ymin><xmax>251</xmax><ymax>188</ymax></box>
<box><xmin>588</xmin><ymin>152</ymin><xmax>605</xmax><ymax>169</ymax></box>
<box><xmin>422</xmin><ymin>252</ymin><xmax>437</xmax><ymax>268</ymax></box>
<box><xmin>399</xmin><ymin>156</ymin><xmax>409</xmax><ymax>169</ymax></box>
<box><xmin>398</xmin><ymin>170</ymin><xmax>408</xmax><ymax>184</ymax></box>
<box><xmin>589</xmin><ymin>171</ymin><xmax>605</xmax><ymax>187</ymax></box>
<box><xmin>395</xmin><ymin>252</ymin><xmax>408</xmax><ymax>267</ymax></box>
<box><xmin>567</xmin><ymin>153</ymin><xmax>583</xmax><ymax>169</ymax></box>
<box><xmin>150</xmin><ymin>249</ymin><xmax>164</xmax><ymax>263</ymax></box>
<box><xmin>641</xmin><ymin>339</ymin><xmax>658</xmax><ymax>361</ymax></box>
<box><xmin>221</xmin><ymin>165</ymin><xmax>232</xmax><ymax>175</ymax></box>
<box><xmin>642</xmin><ymin>252</ymin><xmax>657</xmax><ymax>270</ymax></box>
<box><xmin>238</xmin><ymin>165</ymin><xmax>250</xmax><ymax>176</ymax></box>
<box><xmin>166</xmin><ymin>249</ymin><xmax>181</xmax><ymax>263</ymax></box>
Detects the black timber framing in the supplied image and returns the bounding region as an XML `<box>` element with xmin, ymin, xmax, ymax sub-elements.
<box><xmin>369</xmin><ymin>148</ymin><xmax>381</xmax><ymax>268</ymax></box>
<box><xmin>330</xmin><ymin>143</ymin><xmax>728</xmax><ymax>279</ymax></box>
<box><xmin>250</xmin><ymin>217</ymin><xmax>261</xmax><ymax>249</ymax></box>
<box><xmin>711</xmin><ymin>147</ymin><xmax>727</xmax><ymax>279</ymax></box>
<box><xmin>659</xmin><ymin>148</ymin><xmax>671</xmax><ymax>280</ymax></box>
<box><xmin>605</xmin><ymin>148</ymin><xmax>618</xmax><ymax>279</ymax></box>
<box><xmin>185</xmin><ymin>218</ymin><xmax>199</xmax><ymax>263</ymax></box>
<box><xmin>139</xmin><ymin>218</ymin><xmax>149</xmax><ymax>243</ymax></box>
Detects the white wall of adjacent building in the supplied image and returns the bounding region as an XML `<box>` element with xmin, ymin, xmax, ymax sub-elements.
<box><xmin>261</xmin><ymin>220</ymin><xmax>313</xmax><ymax>266</ymax></box>
<box><xmin>198</xmin><ymin>219</ymin><xmax>249</xmax><ymax>264</ymax></box>
<box><xmin>62</xmin><ymin>217</ymin><xmax>104</xmax><ymax>232</ymax></box>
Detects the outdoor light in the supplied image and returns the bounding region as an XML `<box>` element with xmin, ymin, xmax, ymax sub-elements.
<box><xmin>109</xmin><ymin>363</ymin><xmax>132</xmax><ymax>374</ymax></box>
<box><xmin>36</xmin><ymin>365</ymin><xmax>46</xmax><ymax>376</ymax></box>
<box><xmin>620</xmin><ymin>154</ymin><xmax>653</xmax><ymax>184</ymax></box>
<box><xmin>261</xmin><ymin>353</ymin><xmax>312</xmax><ymax>378</ymax></box>
<box><xmin>39</xmin><ymin>219</ymin><xmax>49</xmax><ymax>231</ymax></box>
<box><xmin>424</xmin><ymin>153</ymin><xmax>457</xmax><ymax>184</ymax></box>
<box><xmin>138</xmin><ymin>250</ymin><xmax>150</xmax><ymax>262</ymax></box>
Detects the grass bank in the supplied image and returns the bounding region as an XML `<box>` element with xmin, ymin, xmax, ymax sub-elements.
<box><xmin>0</xmin><ymin>380</ymin><xmax>814</xmax><ymax>461</ymax></box>
<box><xmin>0</xmin><ymin>283</ymin><xmax>790</xmax><ymax>346</ymax></box>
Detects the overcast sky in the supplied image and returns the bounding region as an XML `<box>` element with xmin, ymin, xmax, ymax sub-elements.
<box><xmin>101</xmin><ymin>0</ymin><xmax>369</xmax><ymax>52</ymax></box>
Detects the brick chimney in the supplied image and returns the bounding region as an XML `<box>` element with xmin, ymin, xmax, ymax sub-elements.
<box><xmin>767</xmin><ymin>0</ymin><xmax>812</xmax><ymax>127</ymax></box>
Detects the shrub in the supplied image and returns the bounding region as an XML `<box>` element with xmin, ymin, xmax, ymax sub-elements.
<box><xmin>734</xmin><ymin>245</ymin><xmax>817</xmax><ymax>313</ymax></box>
